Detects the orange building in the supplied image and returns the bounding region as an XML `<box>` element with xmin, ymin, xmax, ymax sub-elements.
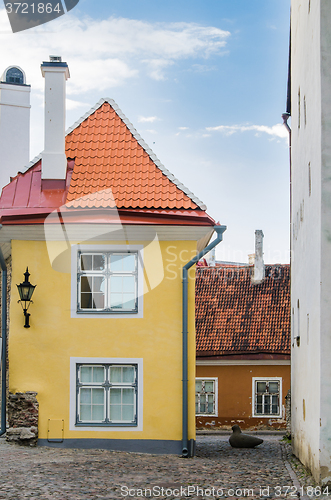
<box><xmin>195</xmin><ymin>262</ymin><xmax>290</xmax><ymax>430</ymax></box>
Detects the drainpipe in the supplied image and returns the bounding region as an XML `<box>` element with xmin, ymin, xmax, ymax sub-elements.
<box><xmin>182</xmin><ymin>224</ymin><xmax>226</xmax><ymax>457</ymax></box>
<box><xmin>0</xmin><ymin>246</ymin><xmax>7</xmax><ymax>436</ymax></box>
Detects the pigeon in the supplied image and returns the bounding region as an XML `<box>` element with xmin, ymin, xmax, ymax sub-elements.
<box><xmin>229</xmin><ymin>424</ymin><xmax>263</xmax><ymax>448</ymax></box>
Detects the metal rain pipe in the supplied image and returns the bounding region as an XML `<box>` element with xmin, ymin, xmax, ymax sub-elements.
<box><xmin>182</xmin><ymin>224</ymin><xmax>226</xmax><ymax>457</ymax></box>
<box><xmin>0</xmin><ymin>247</ymin><xmax>7</xmax><ymax>436</ymax></box>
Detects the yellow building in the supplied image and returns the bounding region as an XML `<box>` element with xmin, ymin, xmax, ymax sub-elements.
<box><xmin>0</xmin><ymin>58</ymin><xmax>223</xmax><ymax>455</ymax></box>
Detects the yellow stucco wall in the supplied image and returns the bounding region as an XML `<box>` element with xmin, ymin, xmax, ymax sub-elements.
<box><xmin>9</xmin><ymin>239</ymin><xmax>197</xmax><ymax>443</ymax></box>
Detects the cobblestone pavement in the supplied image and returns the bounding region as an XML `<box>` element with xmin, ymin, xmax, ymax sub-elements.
<box><xmin>0</xmin><ymin>434</ymin><xmax>323</xmax><ymax>500</ymax></box>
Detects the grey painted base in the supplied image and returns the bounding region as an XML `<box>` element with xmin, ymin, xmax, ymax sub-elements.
<box><xmin>38</xmin><ymin>438</ymin><xmax>184</xmax><ymax>455</ymax></box>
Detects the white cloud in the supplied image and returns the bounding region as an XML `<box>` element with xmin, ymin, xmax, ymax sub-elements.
<box><xmin>178</xmin><ymin>127</ymin><xmax>189</xmax><ymax>130</ymax></box>
<box><xmin>66</xmin><ymin>98</ymin><xmax>91</xmax><ymax>110</ymax></box>
<box><xmin>0</xmin><ymin>10</ymin><xmax>230</xmax><ymax>91</ymax></box>
<box><xmin>138</xmin><ymin>116</ymin><xmax>160</xmax><ymax>123</ymax></box>
<box><xmin>206</xmin><ymin>123</ymin><xmax>289</xmax><ymax>140</ymax></box>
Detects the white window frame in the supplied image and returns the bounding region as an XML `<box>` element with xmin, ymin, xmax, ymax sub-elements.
<box><xmin>71</xmin><ymin>245</ymin><xmax>144</xmax><ymax>318</ymax></box>
<box><xmin>195</xmin><ymin>377</ymin><xmax>218</xmax><ymax>417</ymax></box>
<box><xmin>69</xmin><ymin>357</ymin><xmax>143</xmax><ymax>432</ymax></box>
<box><xmin>252</xmin><ymin>377</ymin><xmax>282</xmax><ymax>418</ymax></box>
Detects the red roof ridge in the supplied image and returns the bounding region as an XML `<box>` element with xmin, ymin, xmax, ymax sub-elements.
<box><xmin>21</xmin><ymin>98</ymin><xmax>207</xmax><ymax>211</ymax></box>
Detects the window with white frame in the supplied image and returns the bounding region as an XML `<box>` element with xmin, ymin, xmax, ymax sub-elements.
<box><xmin>252</xmin><ymin>378</ymin><xmax>282</xmax><ymax>418</ymax></box>
<box><xmin>195</xmin><ymin>378</ymin><xmax>218</xmax><ymax>416</ymax></box>
<box><xmin>76</xmin><ymin>363</ymin><xmax>138</xmax><ymax>426</ymax></box>
<box><xmin>77</xmin><ymin>251</ymin><xmax>138</xmax><ymax>313</ymax></box>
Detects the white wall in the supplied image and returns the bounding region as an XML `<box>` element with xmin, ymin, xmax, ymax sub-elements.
<box><xmin>292</xmin><ymin>0</ymin><xmax>331</xmax><ymax>484</ymax></box>
<box><xmin>0</xmin><ymin>81</ymin><xmax>30</xmax><ymax>189</ymax></box>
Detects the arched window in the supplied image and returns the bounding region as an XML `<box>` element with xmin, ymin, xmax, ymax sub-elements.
<box><xmin>5</xmin><ymin>67</ymin><xmax>24</xmax><ymax>85</ymax></box>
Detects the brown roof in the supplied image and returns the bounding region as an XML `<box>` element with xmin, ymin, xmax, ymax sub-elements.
<box><xmin>195</xmin><ymin>265</ymin><xmax>290</xmax><ymax>356</ymax></box>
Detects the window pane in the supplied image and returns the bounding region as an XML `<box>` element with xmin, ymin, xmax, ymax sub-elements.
<box><xmin>110</xmin><ymin>293</ymin><xmax>123</xmax><ymax>309</ymax></box>
<box><xmin>92</xmin><ymin>405</ymin><xmax>104</xmax><ymax>421</ymax></box>
<box><xmin>80</xmin><ymin>388</ymin><xmax>91</xmax><ymax>403</ymax></box>
<box><xmin>80</xmin><ymin>367</ymin><xmax>92</xmax><ymax>383</ymax></box>
<box><xmin>256</xmin><ymin>404</ymin><xmax>262</xmax><ymax>414</ymax></box>
<box><xmin>123</xmin><ymin>276</ymin><xmax>135</xmax><ymax>292</ymax></box>
<box><xmin>122</xmin><ymin>388</ymin><xmax>134</xmax><ymax>404</ymax></box>
<box><xmin>110</xmin><ymin>367</ymin><xmax>122</xmax><ymax>383</ymax></box>
<box><xmin>207</xmin><ymin>402</ymin><xmax>214</xmax><ymax>413</ymax></box>
<box><xmin>200</xmin><ymin>394</ymin><xmax>206</xmax><ymax>404</ymax></box>
<box><xmin>122</xmin><ymin>254</ymin><xmax>136</xmax><ymax>272</ymax></box>
<box><xmin>93</xmin><ymin>254</ymin><xmax>105</xmax><ymax>271</ymax></box>
<box><xmin>109</xmin><ymin>405</ymin><xmax>121</xmax><ymax>421</ymax></box>
<box><xmin>110</xmin><ymin>253</ymin><xmax>136</xmax><ymax>273</ymax></box>
<box><xmin>80</xmin><ymin>404</ymin><xmax>91</xmax><ymax>421</ymax></box>
<box><xmin>195</xmin><ymin>380</ymin><xmax>202</xmax><ymax>392</ymax></box>
<box><xmin>81</xmin><ymin>254</ymin><xmax>92</xmax><ymax>271</ymax></box>
<box><xmin>269</xmin><ymin>382</ymin><xmax>279</xmax><ymax>394</ymax></box>
<box><xmin>110</xmin><ymin>254</ymin><xmax>123</xmax><ymax>272</ymax></box>
<box><xmin>92</xmin><ymin>388</ymin><xmax>104</xmax><ymax>405</ymax></box>
<box><xmin>111</xmin><ymin>276</ymin><xmax>122</xmax><ymax>293</ymax></box>
<box><xmin>81</xmin><ymin>293</ymin><xmax>92</xmax><ymax>309</ymax></box>
<box><xmin>109</xmin><ymin>388</ymin><xmax>121</xmax><ymax>404</ymax></box>
<box><xmin>200</xmin><ymin>403</ymin><xmax>205</xmax><ymax>412</ymax></box>
<box><xmin>94</xmin><ymin>277</ymin><xmax>105</xmax><ymax>293</ymax></box>
<box><xmin>93</xmin><ymin>367</ymin><xmax>105</xmax><ymax>383</ymax></box>
<box><xmin>264</xmin><ymin>404</ymin><xmax>271</xmax><ymax>414</ymax></box>
<box><xmin>122</xmin><ymin>405</ymin><xmax>134</xmax><ymax>421</ymax></box>
<box><xmin>122</xmin><ymin>366</ymin><xmax>135</xmax><ymax>383</ymax></box>
<box><xmin>81</xmin><ymin>276</ymin><xmax>92</xmax><ymax>293</ymax></box>
<box><xmin>257</xmin><ymin>382</ymin><xmax>267</xmax><ymax>393</ymax></box>
<box><xmin>122</xmin><ymin>294</ymin><xmax>136</xmax><ymax>310</ymax></box>
<box><xmin>93</xmin><ymin>293</ymin><xmax>105</xmax><ymax>309</ymax></box>
<box><xmin>205</xmin><ymin>381</ymin><xmax>214</xmax><ymax>392</ymax></box>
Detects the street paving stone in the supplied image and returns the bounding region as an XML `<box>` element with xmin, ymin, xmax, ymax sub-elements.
<box><xmin>0</xmin><ymin>435</ymin><xmax>321</xmax><ymax>500</ymax></box>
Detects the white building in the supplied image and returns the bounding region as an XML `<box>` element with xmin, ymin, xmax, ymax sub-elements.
<box><xmin>290</xmin><ymin>0</ymin><xmax>331</xmax><ymax>484</ymax></box>
<box><xmin>0</xmin><ymin>66</ymin><xmax>30</xmax><ymax>189</ymax></box>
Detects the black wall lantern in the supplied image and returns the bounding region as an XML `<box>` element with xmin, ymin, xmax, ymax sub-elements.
<box><xmin>17</xmin><ymin>268</ymin><xmax>36</xmax><ymax>328</ymax></box>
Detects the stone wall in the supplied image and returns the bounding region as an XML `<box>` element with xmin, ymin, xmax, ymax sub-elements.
<box><xmin>6</xmin><ymin>391</ymin><xmax>38</xmax><ymax>445</ymax></box>
<box><xmin>285</xmin><ymin>389</ymin><xmax>291</xmax><ymax>438</ymax></box>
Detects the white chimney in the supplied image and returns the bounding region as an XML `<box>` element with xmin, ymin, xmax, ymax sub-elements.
<box><xmin>0</xmin><ymin>66</ymin><xmax>30</xmax><ymax>188</ymax></box>
<box><xmin>252</xmin><ymin>230</ymin><xmax>264</xmax><ymax>284</ymax></box>
<box><xmin>41</xmin><ymin>56</ymin><xmax>70</xmax><ymax>183</ymax></box>
<box><xmin>208</xmin><ymin>247</ymin><xmax>216</xmax><ymax>267</ymax></box>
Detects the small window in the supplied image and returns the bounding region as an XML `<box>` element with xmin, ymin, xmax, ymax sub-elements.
<box><xmin>77</xmin><ymin>251</ymin><xmax>138</xmax><ymax>313</ymax></box>
<box><xmin>195</xmin><ymin>378</ymin><xmax>218</xmax><ymax>416</ymax></box>
<box><xmin>5</xmin><ymin>67</ymin><xmax>24</xmax><ymax>85</ymax></box>
<box><xmin>252</xmin><ymin>378</ymin><xmax>282</xmax><ymax>418</ymax></box>
<box><xmin>76</xmin><ymin>363</ymin><xmax>138</xmax><ymax>426</ymax></box>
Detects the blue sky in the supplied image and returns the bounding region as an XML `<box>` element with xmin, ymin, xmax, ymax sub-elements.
<box><xmin>0</xmin><ymin>0</ymin><xmax>291</xmax><ymax>263</ymax></box>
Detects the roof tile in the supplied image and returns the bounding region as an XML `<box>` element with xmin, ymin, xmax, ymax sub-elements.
<box><xmin>195</xmin><ymin>265</ymin><xmax>290</xmax><ymax>356</ymax></box>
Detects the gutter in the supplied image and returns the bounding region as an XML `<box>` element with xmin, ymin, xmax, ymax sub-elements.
<box><xmin>182</xmin><ymin>224</ymin><xmax>226</xmax><ymax>457</ymax></box>
<box><xmin>0</xmin><ymin>246</ymin><xmax>7</xmax><ymax>436</ymax></box>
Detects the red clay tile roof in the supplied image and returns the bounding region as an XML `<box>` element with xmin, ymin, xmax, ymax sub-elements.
<box><xmin>65</xmin><ymin>101</ymin><xmax>199</xmax><ymax>210</ymax></box>
<box><xmin>196</xmin><ymin>265</ymin><xmax>290</xmax><ymax>356</ymax></box>
<box><xmin>0</xmin><ymin>99</ymin><xmax>212</xmax><ymax>224</ymax></box>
